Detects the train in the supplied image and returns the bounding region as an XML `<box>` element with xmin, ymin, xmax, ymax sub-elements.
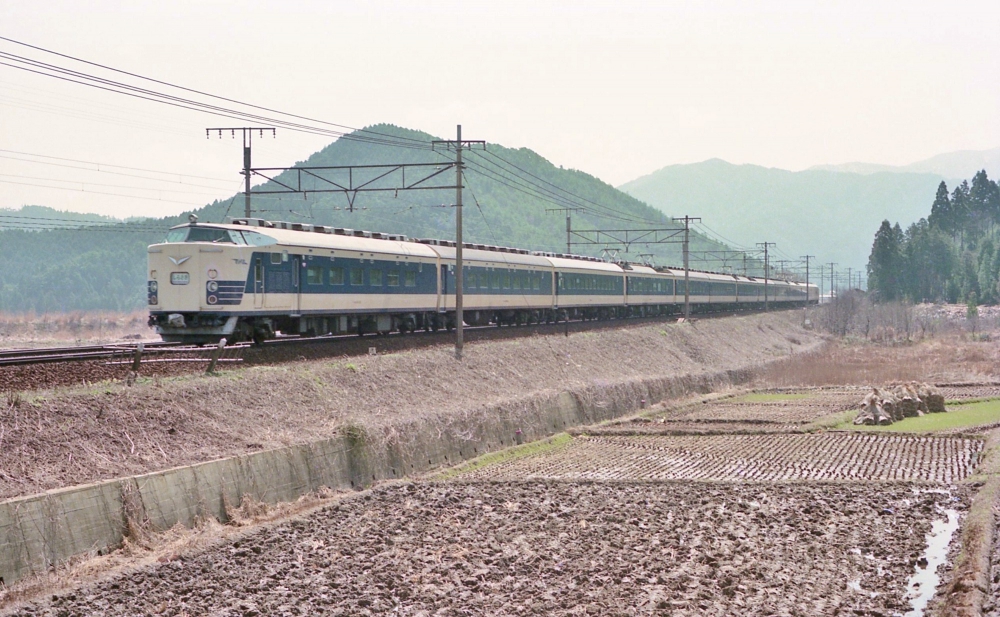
<box><xmin>147</xmin><ymin>216</ymin><xmax>818</xmax><ymax>344</ymax></box>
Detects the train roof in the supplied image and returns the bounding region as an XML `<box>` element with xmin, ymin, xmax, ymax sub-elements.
<box><xmin>428</xmin><ymin>245</ymin><xmax>552</xmax><ymax>268</ymax></box>
<box><xmin>163</xmin><ymin>219</ymin><xmax>817</xmax><ymax>287</ymax></box>
<box><xmin>167</xmin><ymin>220</ymin><xmax>441</xmax><ymax>259</ymax></box>
<box><xmin>543</xmin><ymin>255</ymin><xmax>625</xmax><ymax>273</ymax></box>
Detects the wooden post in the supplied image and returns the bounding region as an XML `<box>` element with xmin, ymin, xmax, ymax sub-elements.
<box><xmin>206</xmin><ymin>338</ymin><xmax>227</xmax><ymax>374</ymax></box>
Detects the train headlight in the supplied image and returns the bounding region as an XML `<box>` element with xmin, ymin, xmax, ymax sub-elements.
<box><xmin>206</xmin><ymin>281</ymin><xmax>219</xmax><ymax>293</ymax></box>
<box><xmin>148</xmin><ymin>295</ymin><xmax>158</xmax><ymax>305</ymax></box>
<box><xmin>149</xmin><ymin>281</ymin><xmax>158</xmax><ymax>293</ymax></box>
<box><xmin>207</xmin><ymin>295</ymin><xmax>218</xmax><ymax>305</ymax></box>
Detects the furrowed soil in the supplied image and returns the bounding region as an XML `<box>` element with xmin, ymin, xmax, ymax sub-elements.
<box><xmin>462</xmin><ymin>433</ymin><xmax>982</xmax><ymax>483</ymax></box>
<box><xmin>8</xmin><ymin>482</ymin><xmax>963</xmax><ymax>617</ymax></box>
<box><xmin>8</xmin><ymin>316</ymin><xmax>1000</xmax><ymax>616</ymax></box>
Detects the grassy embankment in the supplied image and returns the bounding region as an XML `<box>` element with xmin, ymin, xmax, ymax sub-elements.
<box><xmin>840</xmin><ymin>398</ymin><xmax>1000</xmax><ymax>432</ymax></box>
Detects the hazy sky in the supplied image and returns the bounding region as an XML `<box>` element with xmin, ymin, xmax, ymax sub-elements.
<box><xmin>2</xmin><ymin>0</ymin><xmax>998</xmax><ymax>219</ymax></box>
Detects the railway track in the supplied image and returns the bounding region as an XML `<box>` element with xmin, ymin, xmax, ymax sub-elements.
<box><xmin>0</xmin><ymin>307</ymin><xmax>796</xmax><ymax>392</ymax></box>
<box><xmin>0</xmin><ymin>341</ymin><xmax>184</xmax><ymax>367</ymax></box>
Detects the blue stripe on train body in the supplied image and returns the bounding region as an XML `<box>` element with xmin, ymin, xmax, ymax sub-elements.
<box><xmin>442</xmin><ymin>266</ymin><xmax>552</xmax><ymax>296</ymax></box>
<box><xmin>244</xmin><ymin>252</ymin><xmax>438</xmax><ymax>296</ymax></box>
<box><xmin>556</xmin><ymin>272</ymin><xmax>624</xmax><ymax>296</ymax></box>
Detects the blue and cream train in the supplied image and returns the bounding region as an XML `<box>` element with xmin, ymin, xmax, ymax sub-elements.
<box><xmin>147</xmin><ymin>218</ymin><xmax>818</xmax><ymax>344</ymax></box>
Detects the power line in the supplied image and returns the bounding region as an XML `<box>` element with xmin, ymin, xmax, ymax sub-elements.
<box><xmin>0</xmin><ymin>179</ymin><xmax>209</xmax><ymax>206</ymax></box>
<box><xmin>0</xmin><ymin>154</ymin><xmax>233</xmax><ymax>190</ymax></box>
<box><xmin>0</xmin><ymin>48</ymin><xmax>433</xmax><ymax>152</ymax></box>
<box><xmin>0</xmin><ymin>148</ymin><xmax>233</xmax><ymax>182</ymax></box>
<box><xmin>479</xmin><ymin>148</ymin><xmax>668</xmax><ymax>226</ymax></box>
<box><xmin>0</xmin><ymin>36</ymin><xmax>434</xmax><ymax>149</ymax></box>
<box><xmin>0</xmin><ymin>173</ymin><xmax>227</xmax><ymax>196</ymax></box>
<box><xmin>469</xmin><ymin>149</ymin><xmax>667</xmax><ymax>226</ymax></box>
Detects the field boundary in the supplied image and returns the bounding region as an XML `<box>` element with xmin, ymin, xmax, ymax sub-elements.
<box><xmin>0</xmin><ymin>364</ymin><xmax>762</xmax><ymax>586</ymax></box>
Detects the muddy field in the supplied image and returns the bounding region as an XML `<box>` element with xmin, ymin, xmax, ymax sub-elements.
<box><xmin>462</xmin><ymin>433</ymin><xmax>983</xmax><ymax>483</ymax></box>
<box><xmin>9</xmin><ymin>481</ymin><xmax>963</xmax><ymax>617</ymax></box>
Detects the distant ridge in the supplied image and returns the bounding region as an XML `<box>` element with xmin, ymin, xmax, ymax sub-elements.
<box><xmin>620</xmin><ymin>159</ymin><xmax>949</xmax><ymax>273</ymax></box>
<box><xmin>810</xmin><ymin>146</ymin><xmax>1000</xmax><ymax>180</ymax></box>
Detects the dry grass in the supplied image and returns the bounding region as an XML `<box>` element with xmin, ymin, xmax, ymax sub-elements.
<box><xmin>0</xmin><ymin>312</ymin><xmax>823</xmax><ymax>501</ymax></box>
<box><xmin>0</xmin><ymin>310</ymin><xmax>152</xmax><ymax>348</ymax></box>
<box><xmin>755</xmin><ymin>333</ymin><xmax>1000</xmax><ymax>388</ymax></box>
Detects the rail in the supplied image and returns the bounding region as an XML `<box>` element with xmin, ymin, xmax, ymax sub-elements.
<box><xmin>0</xmin><ymin>341</ymin><xmax>247</xmax><ymax>368</ymax></box>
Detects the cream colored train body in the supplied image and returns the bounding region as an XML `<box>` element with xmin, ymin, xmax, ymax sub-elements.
<box><xmin>147</xmin><ymin>218</ymin><xmax>817</xmax><ymax>344</ymax></box>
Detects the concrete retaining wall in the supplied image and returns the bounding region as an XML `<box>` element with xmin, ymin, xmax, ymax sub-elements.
<box><xmin>0</xmin><ymin>367</ymin><xmax>750</xmax><ymax>585</ymax></box>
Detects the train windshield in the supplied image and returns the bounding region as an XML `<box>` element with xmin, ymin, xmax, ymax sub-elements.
<box><xmin>164</xmin><ymin>226</ymin><xmax>246</xmax><ymax>244</ymax></box>
<box><xmin>163</xmin><ymin>226</ymin><xmax>277</xmax><ymax>246</ymax></box>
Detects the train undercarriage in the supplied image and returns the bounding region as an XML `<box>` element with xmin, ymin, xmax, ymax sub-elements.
<box><xmin>150</xmin><ymin>300</ymin><xmax>798</xmax><ymax>346</ymax></box>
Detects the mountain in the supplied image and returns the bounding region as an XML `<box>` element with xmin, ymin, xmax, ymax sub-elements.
<box><xmin>619</xmin><ymin>159</ymin><xmax>948</xmax><ymax>273</ymax></box>
<box><xmin>811</xmin><ymin>147</ymin><xmax>1000</xmax><ymax>180</ymax></box>
<box><xmin>0</xmin><ymin>124</ymin><xmax>733</xmax><ymax>313</ymax></box>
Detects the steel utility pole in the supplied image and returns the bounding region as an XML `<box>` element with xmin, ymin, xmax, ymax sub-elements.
<box><xmin>847</xmin><ymin>267</ymin><xmax>853</xmax><ymax>292</ymax></box>
<box><xmin>673</xmin><ymin>216</ymin><xmax>701</xmax><ymax>319</ymax></box>
<box><xmin>827</xmin><ymin>263</ymin><xmax>837</xmax><ymax>299</ymax></box>
<box><xmin>546</xmin><ymin>207</ymin><xmax>582</xmax><ymax>254</ymax></box>
<box><xmin>757</xmin><ymin>242</ymin><xmax>775</xmax><ymax>311</ymax></box>
<box><xmin>801</xmin><ymin>255</ymin><xmax>813</xmax><ymax>305</ymax></box>
<box><xmin>432</xmin><ymin>126</ymin><xmax>486</xmax><ymax>361</ymax></box>
<box><xmin>207</xmin><ymin>127</ymin><xmax>276</xmax><ymax>218</ymax></box>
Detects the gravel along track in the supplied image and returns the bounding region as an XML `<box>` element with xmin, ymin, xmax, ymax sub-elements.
<box><xmin>12</xmin><ymin>482</ymin><xmax>961</xmax><ymax>617</ymax></box>
<box><xmin>462</xmin><ymin>434</ymin><xmax>983</xmax><ymax>483</ymax></box>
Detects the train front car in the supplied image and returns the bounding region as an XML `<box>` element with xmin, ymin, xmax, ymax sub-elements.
<box><xmin>147</xmin><ymin>219</ymin><xmax>264</xmax><ymax>344</ymax></box>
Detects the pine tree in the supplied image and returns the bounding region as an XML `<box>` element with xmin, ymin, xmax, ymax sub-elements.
<box><xmin>928</xmin><ymin>181</ymin><xmax>951</xmax><ymax>232</ymax></box>
<box><xmin>952</xmin><ymin>181</ymin><xmax>971</xmax><ymax>246</ymax></box>
<box><xmin>867</xmin><ymin>220</ymin><xmax>904</xmax><ymax>301</ymax></box>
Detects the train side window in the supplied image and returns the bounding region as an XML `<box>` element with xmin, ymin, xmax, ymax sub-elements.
<box><xmin>329</xmin><ymin>267</ymin><xmax>345</xmax><ymax>285</ymax></box>
<box><xmin>404</xmin><ymin>271</ymin><xmax>416</xmax><ymax>287</ymax></box>
<box><xmin>387</xmin><ymin>270</ymin><xmax>400</xmax><ymax>287</ymax></box>
<box><xmin>241</xmin><ymin>231</ymin><xmax>277</xmax><ymax>247</ymax></box>
<box><xmin>503</xmin><ymin>274</ymin><xmax>511</xmax><ymax>289</ymax></box>
<box><xmin>491</xmin><ymin>274</ymin><xmax>500</xmax><ymax>290</ymax></box>
<box><xmin>512</xmin><ymin>275</ymin><xmax>521</xmax><ymax>290</ymax></box>
<box><xmin>370</xmin><ymin>269</ymin><xmax>383</xmax><ymax>286</ymax></box>
<box><xmin>533</xmin><ymin>275</ymin><xmax>541</xmax><ymax>291</ymax></box>
<box><xmin>350</xmin><ymin>269</ymin><xmax>363</xmax><ymax>286</ymax></box>
<box><xmin>306</xmin><ymin>267</ymin><xmax>323</xmax><ymax>285</ymax></box>
<box><xmin>270</xmin><ymin>253</ymin><xmax>282</xmax><ymax>265</ymax></box>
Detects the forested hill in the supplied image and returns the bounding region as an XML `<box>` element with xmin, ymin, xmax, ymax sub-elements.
<box><xmin>0</xmin><ymin>124</ymin><xmax>731</xmax><ymax>313</ymax></box>
<box><xmin>867</xmin><ymin>170</ymin><xmax>1000</xmax><ymax>305</ymax></box>
<box><xmin>620</xmin><ymin>159</ymin><xmax>948</xmax><ymax>273</ymax></box>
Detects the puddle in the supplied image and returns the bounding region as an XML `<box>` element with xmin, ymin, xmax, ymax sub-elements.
<box><xmin>903</xmin><ymin>508</ymin><xmax>960</xmax><ymax>617</ymax></box>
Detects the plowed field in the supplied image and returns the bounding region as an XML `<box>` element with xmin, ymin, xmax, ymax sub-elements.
<box><xmin>12</xmin><ymin>482</ymin><xmax>960</xmax><ymax>617</ymax></box>
<box><xmin>462</xmin><ymin>434</ymin><xmax>982</xmax><ymax>483</ymax></box>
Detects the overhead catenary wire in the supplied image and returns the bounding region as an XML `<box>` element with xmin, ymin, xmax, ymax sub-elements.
<box><xmin>0</xmin><ymin>36</ymin><xmax>434</xmax><ymax>149</ymax></box>
<box><xmin>477</xmin><ymin>148</ymin><xmax>670</xmax><ymax>227</ymax></box>
<box><xmin>0</xmin><ymin>48</ymin><xmax>433</xmax><ymax>152</ymax></box>
<box><xmin>0</xmin><ymin>148</ymin><xmax>234</xmax><ymax>183</ymax></box>
<box><xmin>467</xmin><ymin>149</ymin><xmax>670</xmax><ymax>227</ymax></box>
<box><xmin>0</xmin><ymin>173</ymin><xmax>229</xmax><ymax>197</ymax></box>
<box><xmin>0</xmin><ymin>37</ymin><xmax>740</xmax><ymax>253</ymax></box>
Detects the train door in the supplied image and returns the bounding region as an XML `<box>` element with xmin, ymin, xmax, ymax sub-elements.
<box><xmin>293</xmin><ymin>256</ymin><xmax>302</xmax><ymax>315</ymax></box>
<box><xmin>440</xmin><ymin>264</ymin><xmax>449</xmax><ymax>309</ymax></box>
<box><xmin>253</xmin><ymin>257</ymin><xmax>264</xmax><ymax>309</ymax></box>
